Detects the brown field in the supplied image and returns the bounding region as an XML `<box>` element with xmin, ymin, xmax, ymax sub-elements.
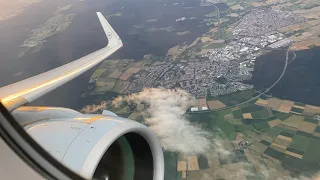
<box><xmin>248</xmin><ymin>142</ymin><xmax>268</xmax><ymax>155</ymax></box>
<box><xmin>277</xmin><ymin>135</ymin><xmax>292</xmax><ymax>142</ymax></box>
<box><xmin>298</xmin><ymin>121</ymin><xmax>317</xmax><ymax>133</ymax></box>
<box><xmin>303</xmin><ymin>105</ymin><xmax>320</xmax><ymax>116</ymax></box>
<box><xmin>197</xmin><ymin>98</ymin><xmax>207</xmax><ymax>107</ymax></box>
<box><xmin>177</xmin><ymin>161</ymin><xmax>187</xmax><ymax>171</ymax></box>
<box><xmin>255</xmin><ymin>99</ymin><xmax>268</xmax><ymax>106</ymax></box>
<box><xmin>230</xmin><ymin>4</ymin><xmax>244</xmax><ymax>10</ymax></box>
<box><xmin>282</xmin><ymin>115</ymin><xmax>304</xmax><ymax>128</ymax></box>
<box><xmin>271</xmin><ymin>143</ymin><xmax>287</xmax><ymax>153</ymax></box>
<box><xmin>243</xmin><ymin>113</ymin><xmax>253</xmax><ymax>119</ymax></box>
<box><xmin>268</xmin><ymin>119</ymin><xmax>282</xmax><ymax>128</ymax></box>
<box><xmin>182</xmin><ymin>171</ymin><xmax>186</xmax><ymax>179</ymax></box>
<box><xmin>267</xmin><ymin>98</ymin><xmax>282</xmax><ymax>110</ymax></box>
<box><xmin>207</xmin><ymin>100</ymin><xmax>226</xmax><ymax>109</ymax></box>
<box><xmin>235</xmin><ymin>132</ymin><xmax>244</xmax><ymax>143</ymax></box>
<box><xmin>285</xmin><ymin>151</ymin><xmax>303</xmax><ymax>159</ymax></box>
<box><xmin>119</xmin><ymin>67</ymin><xmax>141</xmax><ymax>81</ymax></box>
<box><xmin>198</xmin><ymin>49</ymin><xmax>211</xmax><ymax>55</ymax></box>
<box><xmin>273</xmin><ymin>137</ymin><xmax>291</xmax><ymax>147</ymax></box>
<box><xmin>313</xmin><ymin>132</ymin><xmax>320</xmax><ymax>137</ymax></box>
<box><xmin>307</xmin><ymin>20</ymin><xmax>320</xmax><ymax>26</ymax></box>
<box><xmin>277</xmin><ymin>100</ymin><xmax>294</xmax><ymax>113</ymax></box>
<box><xmin>224</xmin><ymin>113</ymin><xmax>234</xmax><ymax>121</ymax></box>
<box><xmin>188</xmin><ymin>156</ymin><xmax>199</xmax><ymax>171</ymax></box>
<box><xmin>293</xmin><ymin>105</ymin><xmax>305</xmax><ymax>109</ymax></box>
<box><xmin>108</xmin><ymin>70</ymin><xmax>123</xmax><ymax>79</ymax></box>
<box><xmin>167</xmin><ymin>44</ymin><xmax>180</xmax><ymax>56</ymax></box>
<box><xmin>201</xmin><ymin>36</ymin><xmax>212</xmax><ymax>43</ymax></box>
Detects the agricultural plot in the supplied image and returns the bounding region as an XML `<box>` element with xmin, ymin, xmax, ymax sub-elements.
<box><xmin>288</xmin><ymin>134</ymin><xmax>310</xmax><ymax>152</ymax></box>
<box><xmin>232</xmin><ymin>110</ymin><xmax>243</xmax><ymax>119</ymax></box>
<box><xmin>212</xmin><ymin>90</ymin><xmax>254</xmax><ymax>106</ymax></box>
<box><xmin>240</xmin><ymin>105</ymin><xmax>264</xmax><ymax>114</ymax></box>
<box><xmin>297</xmin><ymin>121</ymin><xmax>317</xmax><ymax>133</ymax></box>
<box><xmin>251</xmin><ymin>109</ymin><xmax>271</xmax><ymax>119</ymax></box>
<box><xmin>282</xmin><ymin>115</ymin><xmax>304</xmax><ymax>128</ymax></box>
<box><xmin>302</xmin><ymin>139</ymin><xmax>320</xmax><ymax>162</ymax></box>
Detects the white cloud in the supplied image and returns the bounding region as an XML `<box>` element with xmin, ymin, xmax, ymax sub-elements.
<box><xmin>112</xmin><ymin>88</ymin><xmax>211</xmax><ymax>154</ymax></box>
<box><xmin>80</xmin><ymin>101</ymin><xmax>107</xmax><ymax>114</ymax></box>
<box><xmin>80</xmin><ymin>88</ymin><xmax>320</xmax><ymax>179</ymax></box>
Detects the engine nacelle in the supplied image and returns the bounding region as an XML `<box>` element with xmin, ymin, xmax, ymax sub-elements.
<box><xmin>12</xmin><ymin>106</ymin><xmax>164</xmax><ymax>180</ymax></box>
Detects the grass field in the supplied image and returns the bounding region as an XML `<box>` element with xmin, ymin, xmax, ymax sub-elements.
<box><xmin>207</xmin><ymin>90</ymin><xmax>254</xmax><ymax>106</ymax></box>
<box><xmin>241</xmin><ymin>105</ymin><xmax>264</xmax><ymax>114</ymax></box>
<box><xmin>302</xmin><ymin>139</ymin><xmax>320</xmax><ymax>162</ymax></box>
<box><xmin>289</xmin><ymin>134</ymin><xmax>310</xmax><ymax>152</ymax></box>
<box><xmin>163</xmin><ymin>152</ymin><xmax>178</xmax><ymax>180</ymax></box>
<box><xmin>232</xmin><ymin>110</ymin><xmax>243</xmax><ymax>119</ymax></box>
<box><xmin>91</xmin><ymin>68</ymin><xmax>107</xmax><ymax>79</ymax></box>
<box><xmin>215</xmin><ymin>117</ymin><xmax>237</xmax><ymax>140</ymax></box>
<box><xmin>253</xmin><ymin>121</ymin><xmax>270</xmax><ymax>131</ymax></box>
<box><xmin>251</xmin><ymin>109</ymin><xmax>271</xmax><ymax>119</ymax></box>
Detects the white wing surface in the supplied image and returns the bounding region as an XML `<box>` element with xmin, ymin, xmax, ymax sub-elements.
<box><xmin>0</xmin><ymin>12</ymin><xmax>123</xmax><ymax>111</ymax></box>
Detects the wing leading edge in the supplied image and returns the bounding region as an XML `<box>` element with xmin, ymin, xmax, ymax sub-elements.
<box><xmin>0</xmin><ymin>12</ymin><xmax>123</xmax><ymax>111</ymax></box>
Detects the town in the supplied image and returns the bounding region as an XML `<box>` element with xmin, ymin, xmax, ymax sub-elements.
<box><xmin>88</xmin><ymin>7</ymin><xmax>312</xmax><ymax>100</ymax></box>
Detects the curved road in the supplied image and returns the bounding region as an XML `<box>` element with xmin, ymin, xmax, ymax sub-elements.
<box><xmin>212</xmin><ymin>46</ymin><xmax>294</xmax><ymax>112</ymax></box>
<box><xmin>205</xmin><ymin>4</ymin><xmax>295</xmax><ymax>111</ymax></box>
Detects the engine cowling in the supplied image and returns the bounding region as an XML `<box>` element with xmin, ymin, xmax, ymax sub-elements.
<box><xmin>12</xmin><ymin>106</ymin><xmax>164</xmax><ymax>180</ymax></box>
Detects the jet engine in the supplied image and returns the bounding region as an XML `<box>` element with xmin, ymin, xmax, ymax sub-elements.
<box><xmin>11</xmin><ymin>106</ymin><xmax>164</xmax><ymax>180</ymax></box>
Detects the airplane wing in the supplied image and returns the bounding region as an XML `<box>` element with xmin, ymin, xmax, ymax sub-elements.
<box><xmin>0</xmin><ymin>12</ymin><xmax>123</xmax><ymax>111</ymax></box>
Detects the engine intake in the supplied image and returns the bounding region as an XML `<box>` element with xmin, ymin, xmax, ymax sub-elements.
<box><xmin>15</xmin><ymin>107</ymin><xmax>164</xmax><ymax>180</ymax></box>
<box><xmin>94</xmin><ymin>133</ymin><xmax>153</xmax><ymax>180</ymax></box>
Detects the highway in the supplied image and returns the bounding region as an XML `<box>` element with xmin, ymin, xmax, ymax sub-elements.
<box><xmin>212</xmin><ymin>4</ymin><xmax>225</xmax><ymax>40</ymax></box>
<box><xmin>211</xmin><ymin>45</ymin><xmax>295</xmax><ymax>112</ymax></box>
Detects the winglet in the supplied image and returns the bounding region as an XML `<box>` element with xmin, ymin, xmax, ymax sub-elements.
<box><xmin>96</xmin><ymin>12</ymin><xmax>123</xmax><ymax>47</ymax></box>
<box><xmin>0</xmin><ymin>13</ymin><xmax>123</xmax><ymax>111</ymax></box>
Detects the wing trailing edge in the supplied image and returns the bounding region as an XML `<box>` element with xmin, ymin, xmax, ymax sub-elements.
<box><xmin>0</xmin><ymin>12</ymin><xmax>123</xmax><ymax>111</ymax></box>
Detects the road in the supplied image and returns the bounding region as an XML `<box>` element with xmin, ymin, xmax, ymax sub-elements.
<box><xmin>212</xmin><ymin>4</ymin><xmax>225</xmax><ymax>40</ymax></box>
<box><xmin>211</xmin><ymin>45</ymin><xmax>295</xmax><ymax>112</ymax></box>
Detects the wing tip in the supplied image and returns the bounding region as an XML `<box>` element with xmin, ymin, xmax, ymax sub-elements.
<box><xmin>96</xmin><ymin>12</ymin><xmax>122</xmax><ymax>47</ymax></box>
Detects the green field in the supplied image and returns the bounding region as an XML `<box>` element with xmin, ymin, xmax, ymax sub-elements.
<box><xmin>207</xmin><ymin>90</ymin><xmax>254</xmax><ymax>106</ymax></box>
<box><xmin>232</xmin><ymin>110</ymin><xmax>243</xmax><ymax>119</ymax></box>
<box><xmin>253</xmin><ymin>121</ymin><xmax>270</xmax><ymax>131</ymax></box>
<box><xmin>91</xmin><ymin>68</ymin><xmax>107</xmax><ymax>79</ymax></box>
<box><xmin>251</xmin><ymin>109</ymin><xmax>271</xmax><ymax>119</ymax></box>
<box><xmin>276</xmin><ymin>113</ymin><xmax>292</xmax><ymax>120</ymax></box>
<box><xmin>289</xmin><ymin>134</ymin><xmax>310</xmax><ymax>152</ymax></box>
<box><xmin>302</xmin><ymin>139</ymin><xmax>320</xmax><ymax>162</ymax></box>
<box><xmin>304</xmin><ymin>118</ymin><xmax>319</xmax><ymax>124</ymax></box>
<box><xmin>164</xmin><ymin>152</ymin><xmax>178</xmax><ymax>180</ymax></box>
<box><xmin>241</xmin><ymin>105</ymin><xmax>264</xmax><ymax>113</ymax></box>
<box><xmin>291</xmin><ymin>107</ymin><xmax>304</xmax><ymax>114</ymax></box>
<box><xmin>215</xmin><ymin>117</ymin><xmax>237</xmax><ymax>140</ymax></box>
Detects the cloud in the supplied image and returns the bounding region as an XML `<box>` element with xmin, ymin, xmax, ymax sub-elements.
<box><xmin>80</xmin><ymin>101</ymin><xmax>107</xmax><ymax>114</ymax></box>
<box><xmin>112</xmin><ymin>88</ymin><xmax>211</xmax><ymax>154</ymax></box>
<box><xmin>80</xmin><ymin>88</ymin><xmax>320</xmax><ymax>179</ymax></box>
